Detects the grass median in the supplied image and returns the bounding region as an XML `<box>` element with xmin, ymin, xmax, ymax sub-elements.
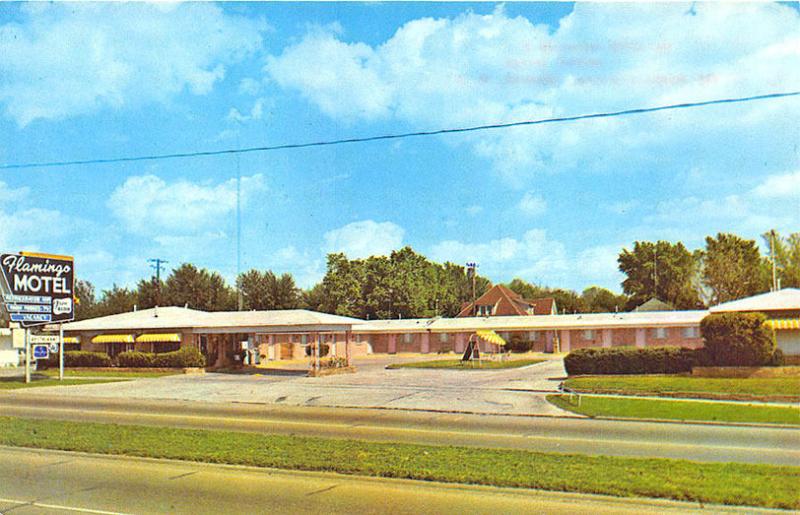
<box><xmin>387</xmin><ymin>358</ymin><xmax>544</xmax><ymax>370</ymax></box>
<box><xmin>0</xmin><ymin>376</ymin><xmax>125</xmax><ymax>390</ymax></box>
<box><xmin>39</xmin><ymin>369</ymin><xmax>179</xmax><ymax>378</ymax></box>
<box><xmin>0</xmin><ymin>416</ymin><xmax>797</xmax><ymax>509</ymax></box>
<box><xmin>548</xmin><ymin>394</ymin><xmax>800</xmax><ymax>426</ymax></box>
<box><xmin>564</xmin><ymin>375</ymin><xmax>800</xmax><ymax>402</ymax></box>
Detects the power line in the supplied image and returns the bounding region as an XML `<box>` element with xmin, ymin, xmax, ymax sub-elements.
<box><xmin>2</xmin><ymin>90</ymin><xmax>798</xmax><ymax>171</ymax></box>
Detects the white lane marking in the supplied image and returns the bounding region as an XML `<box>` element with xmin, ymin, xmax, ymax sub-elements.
<box><xmin>0</xmin><ymin>496</ymin><xmax>131</xmax><ymax>515</ymax></box>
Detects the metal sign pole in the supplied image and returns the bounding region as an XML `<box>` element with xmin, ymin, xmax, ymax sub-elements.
<box><xmin>24</xmin><ymin>328</ymin><xmax>30</xmax><ymax>384</ymax></box>
<box><xmin>59</xmin><ymin>324</ymin><xmax>64</xmax><ymax>381</ymax></box>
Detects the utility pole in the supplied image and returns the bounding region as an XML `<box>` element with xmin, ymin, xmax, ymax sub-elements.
<box><xmin>770</xmin><ymin>229</ymin><xmax>778</xmax><ymax>291</ymax></box>
<box><xmin>236</xmin><ymin>130</ymin><xmax>243</xmax><ymax>311</ymax></box>
<box><xmin>148</xmin><ymin>258</ymin><xmax>168</xmax><ymax>304</ymax></box>
<box><xmin>466</xmin><ymin>262</ymin><xmax>477</xmax><ymax>316</ymax></box>
<box><xmin>653</xmin><ymin>247</ymin><xmax>658</xmax><ymax>300</ymax></box>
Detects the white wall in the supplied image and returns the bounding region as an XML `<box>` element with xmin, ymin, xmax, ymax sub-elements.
<box><xmin>776</xmin><ymin>331</ymin><xmax>800</xmax><ymax>356</ymax></box>
<box><xmin>0</xmin><ymin>330</ymin><xmax>20</xmax><ymax>367</ymax></box>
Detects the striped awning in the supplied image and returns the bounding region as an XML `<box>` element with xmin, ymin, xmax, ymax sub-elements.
<box><xmin>91</xmin><ymin>334</ymin><xmax>134</xmax><ymax>344</ymax></box>
<box><xmin>765</xmin><ymin>318</ymin><xmax>800</xmax><ymax>330</ymax></box>
<box><xmin>63</xmin><ymin>336</ymin><xmax>79</xmax><ymax>344</ymax></box>
<box><xmin>135</xmin><ymin>333</ymin><xmax>181</xmax><ymax>343</ymax></box>
<box><xmin>476</xmin><ymin>330</ymin><xmax>506</xmax><ymax>346</ymax></box>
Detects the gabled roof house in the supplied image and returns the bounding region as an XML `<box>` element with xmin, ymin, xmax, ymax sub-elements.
<box><xmin>457</xmin><ymin>284</ymin><xmax>556</xmax><ymax>317</ymax></box>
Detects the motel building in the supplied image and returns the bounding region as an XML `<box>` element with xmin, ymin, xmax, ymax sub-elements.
<box><xmin>47</xmin><ymin>288</ymin><xmax>800</xmax><ymax>367</ymax></box>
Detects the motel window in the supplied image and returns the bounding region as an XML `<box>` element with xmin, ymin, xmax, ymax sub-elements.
<box><xmin>529</xmin><ymin>331</ymin><xmax>539</xmax><ymax>340</ymax></box>
<box><xmin>439</xmin><ymin>333</ymin><xmax>449</xmax><ymax>343</ymax></box>
<box><xmin>682</xmin><ymin>327</ymin><xmax>699</xmax><ymax>338</ymax></box>
<box><xmin>583</xmin><ymin>330</ymin><xmax>595</xmax><ymax>340</ymax></box>
<box><xmin>403</xmin><ymin>333</ymin><xmax>413</xmax><ymax>343</ymax></box>
<box><xmin>651</xmin><ymin>328</ymin><xmax>667</xmax><ymax>339</ymax></box>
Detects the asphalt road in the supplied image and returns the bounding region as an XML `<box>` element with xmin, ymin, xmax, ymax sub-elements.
<box><xmin>2</xmin><ymin>394</ymin><xmax>798</xmax><ymax>465</ymax></box>
<box><xmin>0</xmin><ymin>446</ymin><xmax>777</xmax><ymax>515</ymax></box>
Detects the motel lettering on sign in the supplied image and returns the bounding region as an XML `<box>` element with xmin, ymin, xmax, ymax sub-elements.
<box><xmin>0</xmin><ymin>252</ymin><xmax>75</xmax><ymax>327</ymax></box>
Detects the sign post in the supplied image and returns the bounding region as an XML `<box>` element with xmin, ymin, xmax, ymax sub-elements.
<box><xmin>59</xmin><ymin>324</ymin><xmax>64</xmax><ymax>381</ymax></box>
<box><xmin>24</xmin><ymin>328</ymin><xmax>30</xmax><ymax>384</ymax></box>
<box><xmin>0</xmin><ymin>252</ymin><xmax>75</xmax><ymax>383</ymax></box>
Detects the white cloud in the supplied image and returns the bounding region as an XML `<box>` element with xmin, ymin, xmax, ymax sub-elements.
<box><xmin>323</xmin><ymin>220</ymin><xmax>404</xmax><ymax>259</ymax></box>
<box><xmin>753</xmin><ymin>171</ymin><xmax>800</xmax><ymax>199</ymax></box>
<box><xmin>430</xmin><ymin>229</ymin><xmax>568</xmax><ymax>284</ymax></box>
<box><xmin>265</xmin><ymin>4</ymin><xmax>799</xmax><ymax>185</ymax></box>
<box><xmin>227</xmin><ymin>98</ymin><xmax>267</xmax><ymax>123</ymax></box>
<box><xmin>0</xmin><ymin>181</ymin><xmax>30</xmax><ymax>203</ymax></box>
<box><xmin>575</xmin><ymin>244</ymin><xmax>625</xmax><ymax>290</ymax></box>
<box><xmin>108</xmin><ymin>174</ymin><xmax>266</xmax><ymax>236</ymax></box>
<box><xmin>0</xmin><ymin>3</ymin><xmax>264</xmax><ymax>126</ymax></box>
<box><xmin>0</xmin><ymin>207</ymin><xmax>83</xmax><ymax>251</ymax></box>
<box><xmin>517</xmin><ymin>192</ymin><xmax>547</xmax><ymax>216</ymax></box>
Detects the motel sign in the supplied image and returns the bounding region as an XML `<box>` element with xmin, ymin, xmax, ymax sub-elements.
<box><xmin>0</xmin><ymin>252</ymin><xmax>75</xmax><ymax>327</ymax></box>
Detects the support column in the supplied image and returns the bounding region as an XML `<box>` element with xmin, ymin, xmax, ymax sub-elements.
<box><xmin>635</xmin><ymin>328</ymin><xmax>646</xmax><ymax>348</ymax></box>
<box><xmin>454</xmin><ymin>333</ymin><xmax>466</xmax><ymax>353</ymax></box>
<box><xmin>345</xmin><ymin>330</ymin><xmax>352</xmax><ymax>366</ymax></box>
<box><xmin>388</xmin><ymin>334</ymin><xmax>397</xmax><ymax>354</ymax></box>
<box><xmin>602</xmin><ymin>329</ymin><xmax>612</xmax><ymax>348</ymax></box>
<box><xmin>421</xmin><ymin>332</ymin><xmax>430</xmax><ymax>354</ymax></box>
<box><xmin>545</xmin><ymin>331</ymin><xmax>554</xmax><ymax>353</ymax></box>
<box><xmin>560</xmin><ymin>330</ymin><xmax>571</xmax><ymax>353</ymax></box>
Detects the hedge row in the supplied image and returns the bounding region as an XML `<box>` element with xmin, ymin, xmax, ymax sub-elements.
<box><xmin>506</xmin><ymin>336</ymin><xmax>533</xmax><ymax>353</ymax></box>
<box><xmin>116</xmin><ymin>347</ymin><xmax>205</xmax><ymax>368</ymax></box>
<box><xmin>564</xmin><ymin>346</ymin><xmax>700</xmax><ymax>375</ymax></box>
<box><xmin>39</xmin><ymin>351</ymin><xmax>113</xmax><ymax>368</ymax></box>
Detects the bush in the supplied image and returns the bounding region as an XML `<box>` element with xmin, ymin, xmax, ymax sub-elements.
<box><xmin>506</xmin><ymin>336</ymin><xmax>533</xmax><ymax>353</ymax></box>
<box><xmin>564</xmin><ymin>346</ymin><xmax>699</xmax><ymax>375</ymax></box>
<box><xmin>116</xmin><ymin>351</ymin><xmax>155</xmax><ymax>368</ymax></box>
<box><xmin>700</xmin><ymin>312</ymin><xmax>776</xmax><ymax>367</ymax></box>
<box><xmin>115</xmin><ymin>347</ymin><xmax>204</xmax><ymax>368</ymax></box>
<box><xmin>322</xmin><ymin>356</ymin><xmax>348</xmax><ymax>369</ymax></box>
<box><xmin>768</xmin><ymin>348</ymin><xmax>785</xmax><ymax>367</ymax></box>
<box><xmin>62</xmin><ymin>351</ymin><xmax>112</xmax><ymax>368</ymax></box>
<box><xmin>305</xmin><ymin>343</ymin><xmax>330</xmax><ymax>358</ymax></box>
<box><xmin>154</xmin><ymin>347</ymin><xmax>205</xmax><ymax>368</ymax></box>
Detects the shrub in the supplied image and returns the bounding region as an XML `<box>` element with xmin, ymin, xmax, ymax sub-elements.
<box><xmin>768</xmin><ymin>348</ymin><xmax>785</xmax><ymax>367</ymax></box>
<box><xmin>700</xmin><ymin>312</ymin><xmax>776</xmax><ymax>367</ymax></box>
<box><xmin>153</xmin><ymin>347</ymin><xmax>205</xmax><ymax>368</ymax></box>
<box><xmin>62</xmin><ymin>351</ymin><xmax>112</xmax><ymax>368</ymax></box>
<box><xmin>116</xmin><ymin>347</ymin><xmax>204</xmax><ymax>368</ymax></box>
<box><xmin>564</xmin><ymin>346</ymin><xmax>699</xmax><ymax>375</ymax></box>
<box><xmin>506</xmin><ymin>336</ymin><xmax>533</xmax><ymax>353</ymax></box>
<box><xmin>116</xmin><ymin>351</ymin><xmax>156</xmax><ymax>368</ymax></box>
<box><xmin>322</xmin><ymin>356</ymin><xmax>348</xmax><ymax>369</ymax></box>
<box><xmin>305</xmin><ymin>343</ymin><xmax>330</xmax><ymax>358</ymax></box>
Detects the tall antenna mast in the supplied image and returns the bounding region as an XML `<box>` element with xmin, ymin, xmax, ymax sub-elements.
<box><xmin>770</xmin><ymin>229</ymin><xmax>778</xmax><ymax>291</ymax></box>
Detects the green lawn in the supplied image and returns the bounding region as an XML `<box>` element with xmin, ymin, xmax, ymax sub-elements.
<box><xmin>0</xmin><ymin>417</ymin><xmax>797</xmax><ymax>510</ymax></box>
<box><xmin>387</xmin><ymin>358</ymin><xmax>544</xmax><ymax>370</ymax></box>
<box><xmin>564</xmin><ymin>375</ymin><xmax>800</xmax><ymax>402</ymax></box>
<box><xmin>39</xmin><ymin>369</ymin><xmax>179</xmax><ymax>378</ymax></box>
<box><xmin>548</xmin><ymin>394</ymin><xmax>800</xmax><ymax>426</ymax></box>
<box><xmin>0</xmin><ymin>376</ymin><xmax>125</xmax><ymax>390</ymax></box>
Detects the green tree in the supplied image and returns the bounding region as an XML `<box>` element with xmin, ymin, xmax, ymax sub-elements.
<box><xmin>763</xmin><ymin>231</ymin><xmax>800</xmax><ymax>289</ymax></box>
<box><xmin>618</xmin><ymin>241</ymin><xmax>702</xmax><ymax>310</ymax></box>
<box><xmin>94</xmin><ymin>285</ymin><xmax>137</xmax><ymax>317</ymax></box>
<box><xmin>581</xmin><ymin>286</ymin><xmax>629</xmax><ymax>313</ymax></box>
<box><xmin>74</xmin><ymin>279</ymin><xmax>98</xmax><ymax>320</ymax></box>
<box><xmin>163</xmin><ymin>264</ymin><xmax>236</xmax><ymax>311</ymax></box>
<box><xmin>702</xmin><ymin>233</ymin><xmax>768</xmax><ymax>304</ymax></box>
<box><xmin>700</xmin><ymin>312</ymin><xmax>776</xmax><ymax>366</ymax></box>
<box><xmin>301</xmin><ymin>283</ymin><xmax>326</xmax><ymax>312</ymax></box>
<box><xmin>506</xmin><ymin>278</ymin><xmax>586</xmax><ymax>314</ymax></box>
<box><xmin>135</xmin><ymin>278</ymin><xmax>162</xmax><ymax>310</ymax></box>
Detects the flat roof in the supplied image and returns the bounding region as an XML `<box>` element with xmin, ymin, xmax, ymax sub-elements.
<box><xmin>709</xmin><ymin>288</ymin><xmax>800</xmax><ymax>313</ymax></box>
<box><xmin>59</xmin><ymin>307</ymin><xmax>363</xmax><ymax>333</ymax></box>
<box><xmin>355</xmin><ymin>310</ymin><xmax>708</xmax><ymax>333</ymax></box>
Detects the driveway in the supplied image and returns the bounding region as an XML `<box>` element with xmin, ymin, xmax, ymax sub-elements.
<box><xmin>6</xmin><ymin>356</ymin><xmax>569</xmax><ymax>416</ymax></box>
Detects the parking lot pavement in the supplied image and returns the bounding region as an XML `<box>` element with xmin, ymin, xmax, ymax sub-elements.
<box><xmin>5</xmin><ymin>356</ymin><xmax>570</xmax><ymax>416</ymax></box>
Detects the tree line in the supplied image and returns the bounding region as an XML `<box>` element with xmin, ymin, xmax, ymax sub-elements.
<box><xmin>31</xmin><ymin>229</ymin><xmax>799</xmax><ymax>323</ymax></box>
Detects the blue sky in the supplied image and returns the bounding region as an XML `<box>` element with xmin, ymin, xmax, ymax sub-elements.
<box><xmin>1</xmin><ymin>2</ymin><xmax>798</xmax><ymax>294</ymax></box>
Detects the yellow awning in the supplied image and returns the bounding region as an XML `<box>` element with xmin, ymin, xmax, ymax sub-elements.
<box><xmin>765</xmin><ymin>318</ymin><xmax>800</xmax><ymax>330</ymax></box>
<box><xmin>135</xmin><ymin>333</ymin><xmax>181</xmax><ymax>343</ymax></box>
<box><xmin>63</xmin><ymin>336</ymin><xmax>79</xmax><ymax>344</ymax></box>
<box><xmin>476</xmin><ymin>330</ymin><xmax>506</xmax><ymax>346</ymax></box>
<box><xmin>92</xmin><ymin>334</ymin><xmax>134</xmax><ymax>344</ymax></box>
